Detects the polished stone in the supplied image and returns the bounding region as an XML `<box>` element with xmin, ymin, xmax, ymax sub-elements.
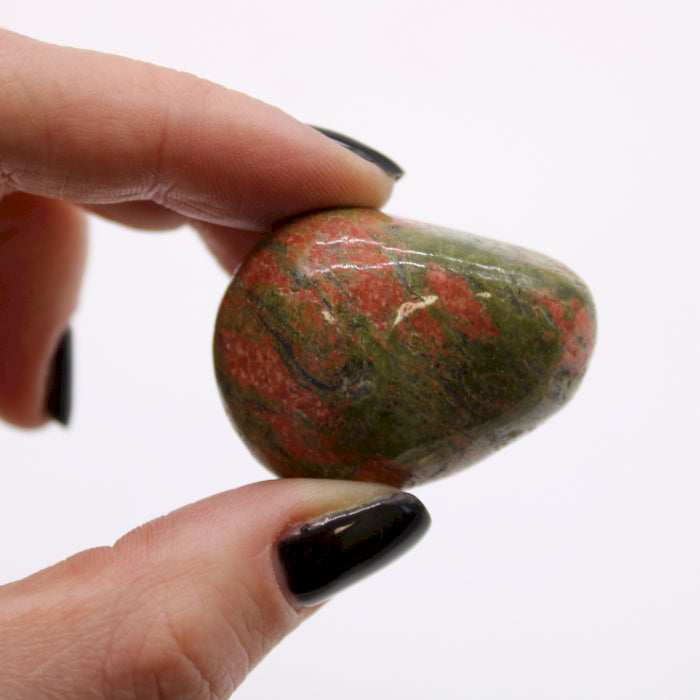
<box><xmin>214</xmin><ymin>208</ymin><xmax>596</xmax><ymax>487</ymax></box>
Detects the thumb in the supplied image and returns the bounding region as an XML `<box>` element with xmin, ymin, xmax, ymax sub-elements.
<box><xmin>0</xmin><ymin>479</ymin><xmax>429</xmax><ymax>699</ymax></box>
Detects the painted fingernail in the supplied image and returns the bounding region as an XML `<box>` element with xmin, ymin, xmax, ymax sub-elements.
<box><xmin>310</xmin><ymin>125</ymin><xmax>405</xmax><ymax>181</ymax></box>
<box><xmin>277</xmin><ymin>492</ymin><xmax>430</xmax><ymax>606</ymax></box>
<box><xmin>46</xmin><ymin>328</ymin><xmax>72</xmax><ymax>426</ymax></box>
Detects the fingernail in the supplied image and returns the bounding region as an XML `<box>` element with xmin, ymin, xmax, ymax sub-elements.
<box><xmin>277</xmin><ymin>492</ymin><xmax>430</xmax><ymax>607</ymax></box>
<box><xmin>310</xmin><ymin>125</ymin><xmax>405</xmax><ymax>181</ymax></box>
<box><xmin>46</xmin><ymin>328</ymin><xmax>72</xmax><ymax>426</ymax></box>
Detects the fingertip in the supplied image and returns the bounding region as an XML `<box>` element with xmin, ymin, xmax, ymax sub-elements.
<box><xmin>104</xmin><ymin>479</ymin><xmax>412</xmax><ymax>690</ymax></box>
<box><xmin>276</xmin><ymin>489</ymin><xmax>430</xmax><ymax>608</ymax></box>
<box><xmin>309</xmin><ymin>125</ymin><xmax>405</xmax><ymax>182</ymax></box>
<box><xmin>45</xmin><ymin>327</ymin><xmax>72</xmax><ymax>426</ymax></box>
<box><xmin>299</xmin><ymin>122</ymin><xmax>399</xmax><ymax>213</ymax></box>
<box><xmin>0</xmin><ymin>193</ymin><xmax>86</xmax><ymax>428</ymax></box>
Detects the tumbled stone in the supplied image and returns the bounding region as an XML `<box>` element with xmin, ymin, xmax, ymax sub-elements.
<box><xmin>213</xmin><ymin>208</ymin><xmax>596</xmax><ymax>487</ymax></box>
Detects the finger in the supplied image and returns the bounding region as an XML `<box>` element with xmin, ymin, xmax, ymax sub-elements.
<box><xmin>85</xmin><ymin>201</ymin><xmax>186</xmax><ymax>231</ymax></box>
<box><xmin>0</xmin><ymin>29</ymin><xmax>397</xmax><ymax>232</ymax></box>
<box><xmin>0</xmin><ymin>192</ymin><xmax>87</xmax><ymax>427</ymax></box>
<box><xmin>0</xmin><ymin>479</ymin><xmax>430</xmax><ymax>699</ymax></box>
<box><xmin>191</xmin><ymin>220</ymin><xmax>265</xmax><ymax>273</ymax></box>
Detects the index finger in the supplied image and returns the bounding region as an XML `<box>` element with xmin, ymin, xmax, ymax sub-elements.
<box><xmin>0</xmin><ymin>30</ymin><xmax>397</xmax><ymax>229</ymax></box>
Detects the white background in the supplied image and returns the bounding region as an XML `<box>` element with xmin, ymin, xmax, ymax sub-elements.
<box><xmin>2</xmin><ymin>1</ymin><xmax>699</xmax><ymax>698</ymax></box>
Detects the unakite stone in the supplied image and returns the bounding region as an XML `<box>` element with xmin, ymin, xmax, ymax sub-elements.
<box><xmin>214</xmin><ymin>208</ymin><xmax>596</xmax><ymax>487</ymax></box>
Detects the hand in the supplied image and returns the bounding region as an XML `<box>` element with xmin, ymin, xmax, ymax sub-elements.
<box><xmin>0</xmin><ymin>28</ymin><xmax>399</xmax><ymax>428</ymax></box>
<box><xmin>0</xmin><ymin>30</ymin><xmax>429</xmax><ymax>699</ymax></box>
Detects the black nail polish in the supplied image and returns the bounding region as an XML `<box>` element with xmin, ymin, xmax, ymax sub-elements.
<box><xmin>278</xmin><ymin>492</ymin><xmax>430</xmax><ymax>606</ymax></box>
<box><xmin>46</xmin><ymin>328</ymin><xmax>72</xmax><ymax>426</ymax></box>
<box><xmin>310</xmin><ymin>125</ymin><xmax>405</xmax><ymax>181</ymax></box>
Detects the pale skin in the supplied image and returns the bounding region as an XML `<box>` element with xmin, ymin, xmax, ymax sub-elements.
<box><xmin>0</xmin><ymin>29</ymin><xmax>403</xmax><ymax>699</ymax></box>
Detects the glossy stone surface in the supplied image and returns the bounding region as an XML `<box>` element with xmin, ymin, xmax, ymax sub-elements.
<box><xmin>214</xmin><ymin>208</ymin><xmax>596</xmax><ymax>487</ymax></box>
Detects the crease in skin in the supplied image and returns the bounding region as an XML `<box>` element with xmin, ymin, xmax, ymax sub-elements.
<box><xmin>0</xmin><ymin>151</ymin><xmax>40</xmax><ymax>199</ymax></box>
<box><xmin>0</xmin><ymin>166</ymin><xmax>19</xmax><ymax>195</ymax></box>
<box><xmin>141</xmin><ymin>96</ymin><xmax>174</xmax><ymax>207</ymax></box>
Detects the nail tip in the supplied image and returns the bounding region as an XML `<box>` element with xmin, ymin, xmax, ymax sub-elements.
<box><xmin>46</xmin><ymin>328</ymin><xmax>72</xmax><ymax>426</ymax></box>
<box><xmin>310</xmin><ymin>125</ymin><xmax>405</xmax><ymax>181</ymax></box>
<box><xmin>278</xmin><ymin>491</ymin><xmax>430</xmax><ymax>607</ymax></box>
